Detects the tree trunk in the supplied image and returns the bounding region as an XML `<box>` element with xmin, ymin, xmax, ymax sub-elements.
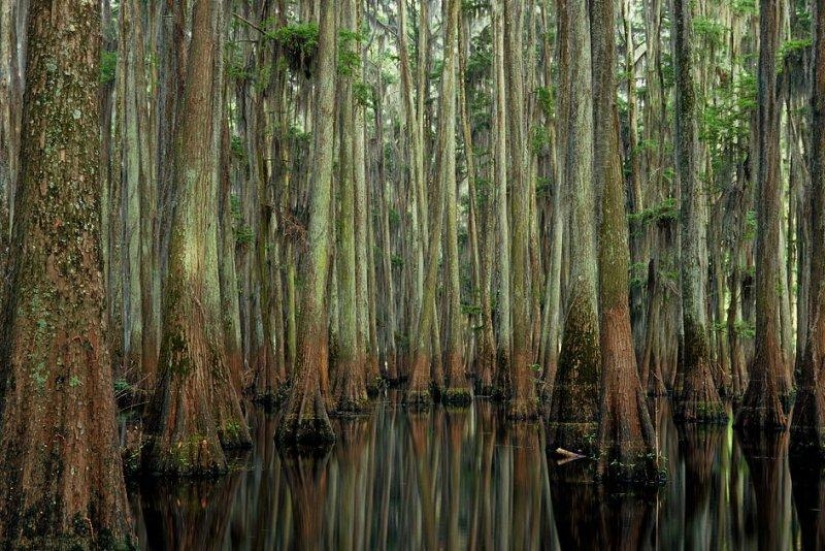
<box><xmin>736</xmin><ymin>0</ymin><xmax>789</xmax><ymax>431</ymax></box>
<box><xmin>143</xmin><ymin>0</ymin><xmax>252</xmax><ymax>476</ymax></box>
<box><xmin>332</xmin><ymin>0</ymin><xmax>369</xmax><ymax>414</ymax></box>
<box><xmin>0</xmin><ymin>0</ymin><xmax>132</xmax><ymax>544</ymax></box>
<box><xmin>790</xmin><ymin>0</ymin><xmax>825</xmax><ymax>453</ymax></box>
<box><xmin>592</xmin><ymin>0</ymin><xmax>660</xmax><ymax>484</ymax></box>
<box><xmin>504</xmin><ymin>0</ymin><xmax>538</xmax><ymax>419</ymax></box>
<box><xmin>673</xmin><ymin>0</ymin><xmax>727</xmax><ymax>423</ymax></box>
<box><xmin>441</xmin><ymin>0</ymin><xmax>471</xmax><ymax>406</ymax></box>
<box><xmin>547</xmin><ymin>0</ymin><xmax>600</xmax><ymax>455</ymax></box>
<box><xmin>276</xmin><ymin>3</ymin><xmax>337</xmax><ymax>447</ymax></box>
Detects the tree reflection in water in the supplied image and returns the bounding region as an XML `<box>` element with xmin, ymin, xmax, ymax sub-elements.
<box><xmin>130</xmin><ymin>394</ymin><xmax>815</xmax><ymax>549</ymax></box>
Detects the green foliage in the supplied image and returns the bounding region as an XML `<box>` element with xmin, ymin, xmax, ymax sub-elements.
<box><xmin>100</xmin><ymin>51</ymin><xmax>117</xmax><ymax>85</ymax></box>
<box><xmin>530</xmin><ymin>126</ymin><xmax>550</xmax><ymax>154</ymax></box>
<box><xmin>267</xmin><ymin>22</ymin><xmax>319</xmax><ymax>76</ymax></box>
<box><xmin>236</xmin><ymin>224</ymin><xmax>254</xmax><ymax>246</ymax></box>
<box><xmin>734</xmin><ymin>319</ymin><xmax>755</xmax><ymax>339</ymax></box>
<box><xmin>353</xmin><ymin>81</ymin><xmax>374</xmax><ymax>108</ymax></box>
<box><xmin>536</xmin><ymin>86</ymin><xmax>554</xmax><ymax>117</ymax></box>
<box><xmin>745</xmin><ymin>210</ymin><xmax>757</xmax><ymax>240</ymax></box>
<box><xmin>732</xmin><ymin>0</ymin><xmax>757</xmax><ymax>15</ymax></box>
<box><xmin>338</xmin><ymin>29</ymin><xmax>363</xmax><ymax>76</ymax></box>
<box><xmin>628</xmin><ymin>198</ymin><xmax>678</xmax><ymax>228</ymax></box>
<box><xmin>535</xmin><ymin>177</ymin><xmax>553</xmax><ymax>199</ymax></box>
<box><xmin>694</xmin><ymin>17</ymin><xmax>727</xmax><ymax>47</ymax></box>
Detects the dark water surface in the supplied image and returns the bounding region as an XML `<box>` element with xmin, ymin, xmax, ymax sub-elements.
<box><xmin>128</xmin><ymin>393</ymin><xmax>824</xmax><ymax>550</ymax></box>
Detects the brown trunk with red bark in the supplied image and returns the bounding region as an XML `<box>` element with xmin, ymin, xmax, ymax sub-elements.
<box><xmin>143</xmin><ymin>0</ymin><xmax>251</xmax><ymax>476</ymax></box>
<box><xmin>790</xmin><ymin>0</ymin><xmax>825</xmax><ymax>454</ymax></box>
<box><xmin>0</xmin><ymin>0</ymin><xmax>133</xmax><ymax>545</ymax></box>
<box><xmin>736</xmin><ymin>0</ymin><xmax>789</xmax><ymax>431</ymax></box>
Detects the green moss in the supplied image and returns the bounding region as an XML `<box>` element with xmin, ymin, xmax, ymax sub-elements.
<box><xmin>674</xmin><ymin>399</ymin><xmax>729</xmax><ymax>424</ymax></box>
<box><xmin>366</xmin><ymin>376</ymin><xmax>386</xmax><ymax>397</ymax></box>
<box><xmin>276</xmin><ymin>414</ymin><xmax>336</xmax><ymax>450</ymax></box>
<box><xmin>442</xmin><ymin>387</ymin><xmax>473</xmax><ymax>407</ymax></box>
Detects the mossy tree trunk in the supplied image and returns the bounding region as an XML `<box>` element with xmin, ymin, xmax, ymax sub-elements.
<box><xmin>591</xmin><ymin>0</ymin><xmax>660</xmax><ymax>484</ymax></box>
<box><xmin>672</xmin><ymin>0</ymin><xmax>727</xmax><ymax>424</ymax></box>
<box><xmin>332</xmin><ymin>0</ymin><xmax>369</xmax><ymax>415</ymax></box>
<box><xmin>547</xmin><ymin>0</ymin><xmax>600</xmax><ymax>454</ymax></box>
<box><xmin>492</xmin><ymin>0</ymin><xmax>512</xmax><ymax>397</ymax></box>
<box><xmin>276</xmin><ymin>2</ymin><xmax>337</xmax><ymax>447</ymax></box>
<box><xmin>736</xmin><ymin>0</ymin><xmax>789</xmax><ymax>431</ymax></box>
<box><xmin>504</xmin><ymin>0</ymin><xmax>538</xmax><ymax>419</ymax></box>
<box><xmin>441</xmin><ymin>0</ymin><xmax>471</xmax><ymax>407</ymax></box>
<box><xmin>790</xmin><ymin>0</ymin><xmax>825</xmax><ymax>454</ymax></box>
<box><xmin>0</xmin><ymin>0</ymin><xmax>133</xmax><ymax>545</ymax></box>
<box><xmin>143</xmin><ymin>0</ymin><xmax>251</xmax><ymax>476</ymax></box>
<box><xmin>404</xmin><ymin>0</ymin><xmax>460</xmax><ymax>408</ymax></box>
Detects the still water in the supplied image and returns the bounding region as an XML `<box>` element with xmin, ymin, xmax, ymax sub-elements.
<box><xmin>128</xmin><ymin>392</ymin><xmax>824</xmax><ymax>550</ymax></box>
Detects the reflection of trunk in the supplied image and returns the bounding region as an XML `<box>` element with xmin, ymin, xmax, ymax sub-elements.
<box><xmin>142</xmin><ymin>477</ymin><xmax>239</xmax><ymax>551</ymax></box>
<box><xmin>281</xmin><ymin>451</ymin><xmax>331</xmax><ymax>551</ymax></box>
<box><xmin>790</xmin><ymin>459</ymin><xmax>825</xmax><ymax>551</ymax></box>
<box><xmin>445</xmin><ymin>410</ymin><xmax>467</xmax><ymax>549</ymax></box>
<box><xmin>739</xmin><ymin>431</ymin><xmax>792</xmax><ymax>551</ymax></box>
<box><xmin>679</xmin><ymin>426</ymin><xmax>724</xmax><ymax>550</ymax></box>
<box><xmin>407</xmin><ymin>414</ymin><xmax>438</xmax><ymax>549</ymax></box>
<box><xmin>0</xmin><ymin>0</ymin><xmax>132</xmax><ymax>545</ymax></box>
<box><xmin>509</xmin><ymin>424</ymin><xmax>544</xmax><ymax>549</ymax></box>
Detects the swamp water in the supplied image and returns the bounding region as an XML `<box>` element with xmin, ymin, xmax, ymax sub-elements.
<box><xmin>127</xmin><ymin>392</ymin><xmax>822</xmax><ymax>550</ymax></box>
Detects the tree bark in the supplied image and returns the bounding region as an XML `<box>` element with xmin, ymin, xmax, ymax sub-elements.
<box><xmin>735</xmin><ymin>0</ymin><xmax>789</xmax><ymax>431</ymax></box>
<box><xmin>0</xmin><ymin>0</ymin><xmax>133</xmax><ymax>544</ymax></box>
<box><xmin>276</xmin><ymin>3</ymin><xmax>337</xmax><ymax>447</ymax></box>
<box><xmin>547</xmin><ymin>0</ymin><xmax>600</xmax><ymax>455</ymax></box>
<box><xmin>143</xmin><ymin>0</ymin><xmax>252</xmax><ymax>476</ymax></box>
<box><xmin>673</xmin><ymin>0</ymin><xmax>727</xmax><ymax>423</ymax></box>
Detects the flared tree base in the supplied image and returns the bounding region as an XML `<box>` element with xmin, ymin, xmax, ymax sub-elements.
<box><xmin>546</xmin><ymin>420</ymin><xmax>599</xmax><ymax>457</ymax></box>
<box><xmin>142</xmin><ymin>434</ymin><xmax>228</xmax><ymax>477</ymax></box>
<box><xmin>674</xmin><ymin>384</ymin><xmax>728</xmax><ymax>424</ymax></box>
<box><xmin>276</xmin><ymin>415</ymin><xmax>336</xmax><ymax>451</ymax></box>
<box><xmin>442</xmin><ymin>387</ymin><xmax>473</xmax><ymax>406</ymax></box>
<box><xmin>366</xmin><ymin>376</ymin><xmax>386</xmax><ymax>397</ymax></box>
<box><xmin>790</xmin><ymin>385</ymin><xmax>825</xmax><ymax>455</ymax></box>
<box><xmin>735</xmin><ymin>381</ymin><xmax>788</xmax><ymax>432</ymax></box>
<box><xmin>507</xmin><ymin>397</ymin><xmax>540</xmax><ymax>421</ymax></box>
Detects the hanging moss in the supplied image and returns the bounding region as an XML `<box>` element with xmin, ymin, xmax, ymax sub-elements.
<box><xmin>267</xmin><ymin>23</ymin><xmax>320</xmax><ymax>77</ymax></box>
